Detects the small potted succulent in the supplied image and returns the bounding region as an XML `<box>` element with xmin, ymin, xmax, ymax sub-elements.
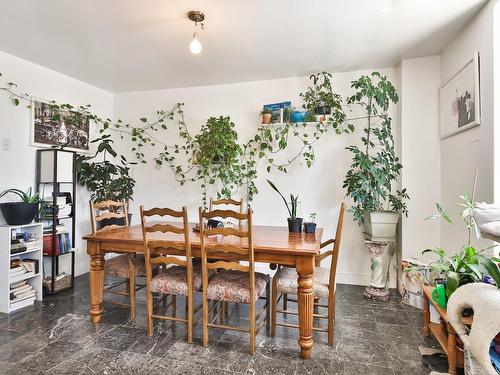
<box><xmin>0</xmin><ymin>188</ymin><xmax>40</xmax><ymax>225</ymax></box>
<box><xmin>260</xmin><ymin>108</ymin><xmax>272</xmax><ymax>124</ymax></box>
<box><xmin>303</xmin><ymin>213</ymin><xmax>317</xmax><ymax>234</ymax></box>
<box><xmin>267</xmin><ymin>180</ymin><xmax>302</xmax><ymax>233</ymax></box>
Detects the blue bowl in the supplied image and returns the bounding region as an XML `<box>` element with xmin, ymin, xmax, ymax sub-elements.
<box><xmin>290</xmin><ymin>111</ymin><xmax>306</xmax><ymax>123</ymax></box>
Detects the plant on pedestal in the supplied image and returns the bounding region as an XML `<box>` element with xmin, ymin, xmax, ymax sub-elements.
<box><xmin>342</xmin><ymin>72</ymin><xmax>408</xmax><ymax>240</ymax></box>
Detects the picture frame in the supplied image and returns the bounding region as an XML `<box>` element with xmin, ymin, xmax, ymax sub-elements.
<box><xmin>31</xmin><ymin>99</ymin><xmax>91</xmax><ymax>153</ymax></box>
<box><xmin>440</xmin><ymin>52</ymin><xmax>480</xmax><ymax>139</ymax></box>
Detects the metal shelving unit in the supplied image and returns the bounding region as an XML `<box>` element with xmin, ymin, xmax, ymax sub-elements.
<box><xmin>35</xmin><ymin>149</ymin><xmax>76</xmax><ymax>295</ymax></box>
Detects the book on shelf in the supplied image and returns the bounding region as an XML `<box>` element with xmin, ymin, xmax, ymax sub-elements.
<box><xmin>9</xmin><ymin>280</ymin><xmax>36</xmax><ymax>302</ymax></box>
<box><xmin>43</xmin><ymin>232</ymin><xmax>71</xmax><ymax>256</ymax></box>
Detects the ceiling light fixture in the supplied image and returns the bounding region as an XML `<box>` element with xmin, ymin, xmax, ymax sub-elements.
<box><xmin>188</xmin><ymin>11</ymin><xmax>205</xmax><ymax>55</ymax></box>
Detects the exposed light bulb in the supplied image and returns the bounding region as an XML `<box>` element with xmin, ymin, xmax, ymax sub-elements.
<box><xmin>189</xmin><ymin>32</ymin><xmax>202</xmax><ymax>54</ymax></box>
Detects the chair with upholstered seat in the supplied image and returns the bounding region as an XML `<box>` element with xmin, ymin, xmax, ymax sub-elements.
<box><xmin>140</xmin><ymin>206</ymin><xmax>201</xmax><ymax>342</ymax></box>
<box><xmin>90</xmin><ymin>199</ymin><xmax>146</xmax><ymax>319</ymax></box>
<box><xmin>209</xmin><ymin>198</ymin><xmax>244</xmax><ymax>228</ymax></box>
<box><xmin>199</xmin><ymin>207</ymin><xmax>270</xmax><ymax>354</ymax></box>
<box><xmin>271</xmin><ymin>202</ymin><xmax>346</xmax><ymax>345</ymax></box>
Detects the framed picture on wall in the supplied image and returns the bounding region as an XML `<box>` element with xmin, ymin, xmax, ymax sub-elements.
<box><xmin>31</xmin><ymin>99</ymin><xmax>90</xmax><ymax>153</ymax></box>
<box><xmin>440</xmin><ymin>52</ymin><xmax>480</xmax><ymax>139</ymax></box>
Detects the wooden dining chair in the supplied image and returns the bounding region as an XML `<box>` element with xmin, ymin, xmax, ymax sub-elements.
<box><xmin>209</xmin><ymin>198</ymin><xmax>244</xmax><ymax>228</ymax></box>
<box><xmin>199</xmin><ymin>207</ymin><xmax>270</xmax><ymax>354</ymax></box>
<box><xmin>140</xmin><ymin>206</ymin><xmax>202</xmax><ymax>342</ymax></box>
<box><xmin>271</xmin><ymin>202</ymin><xmax>346</xmax><ymax>345</ymax></box>
<box><xmin>90</xmin><ymin>199</ymin><xmax>146</xmax><ymax>319</ymax></box>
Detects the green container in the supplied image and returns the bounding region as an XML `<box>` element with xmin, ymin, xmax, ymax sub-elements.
<box><xmin>432</xmin><ymin>284</ymin><xmax>447</xmax><ymax>309</ymax></box>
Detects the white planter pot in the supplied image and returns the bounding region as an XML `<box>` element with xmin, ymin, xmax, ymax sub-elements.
<box><xmin>363</xmin><ymin>211</ymin><xmax>399</xmax><ymax>242</ymax></box>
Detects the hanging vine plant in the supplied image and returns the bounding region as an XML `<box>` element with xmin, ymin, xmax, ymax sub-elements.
<box><xmin>1</xmin><ymin>70</ymin><xmax>355</xmax><ymax>207</ymax></box>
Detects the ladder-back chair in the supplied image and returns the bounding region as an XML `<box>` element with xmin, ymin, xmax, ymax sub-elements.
<box><xmin>271</xmin><ymin>202</ymin><xmax>346</xmax><ymax>345</ymax></box>
<box><xmin>140</xmin><ymin>206</ymin><xmax>201</xmax><ymax>342</ymax></box>
<box><xmin>90</xmin><ymin>199</ymin><xmax>146</xmax><ymax>319</ymax></box>
<box><xmin>199</xmin><ymin>207</ymin><xmax>270</xmax><ymax>354</ymax></box>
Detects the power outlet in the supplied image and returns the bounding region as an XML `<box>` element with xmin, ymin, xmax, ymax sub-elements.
<box><xmin>1</xmin><ymin>139</ymin><xmax>10</xmax><ymax>151</ymax></box>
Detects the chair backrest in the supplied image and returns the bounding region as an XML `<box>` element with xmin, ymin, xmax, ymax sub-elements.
<box><xmin>140</xmin><ymin>206</ymin><xmax>192</xmax><ymax>273</ymax></box>
<box><xmin>329</xmin><ymin>202</ymin><xmax>346</xmax><ymax>288</ymax></box>
<box><xmin>90</xmin><ymin>199</ymin><xmax>129</xmax><ymax>234</ymax></box>
<box><xmin>199</xmin><ymin>207</ymin><xmax>254</xmax><ymax>274</ymax></box>
<box><xmin>209</xmin><ymin>198</ymin><xmax>244</xmax><ymax>228</ymax></box>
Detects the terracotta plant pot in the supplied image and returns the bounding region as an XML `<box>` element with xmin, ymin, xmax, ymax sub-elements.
<box><xmin>262</xmin><ymin>113</ymin><xmax>272</xmax><ymax>124</ymax></box>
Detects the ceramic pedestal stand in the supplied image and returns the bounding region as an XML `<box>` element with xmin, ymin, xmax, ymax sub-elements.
<box><xmin>363</xmin><ymin>240</ymin><xmax>394</xmax><ymax>302</ymax></box>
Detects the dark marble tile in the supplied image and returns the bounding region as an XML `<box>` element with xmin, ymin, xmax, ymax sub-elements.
<box><xmin>0</xmin><ymin>333</ymin><xmax>49</xmax><ymax>362</ymax></box>
<box><xmin>296</xmin><ymin>355</ymin><xmax>343</xmax><ymax>374</ymax></box>
<box><xmin>127</xmin><ymin>326</ymin><xmax>177</xmax><ymax>357</ymax></box>
<box><xmin>92</xmin><ymin>325</ymin><xmax>145</xmax><ymax>351</ymax></box>
<box><xmin>0</xmin><ymin>275</ymin><xmax>431</xmax><ymax>374</ymax></box>
<box><xmin>18</xmin><ymin>339</ymin><xmax>84</xmax><ymax>373</ymax></box>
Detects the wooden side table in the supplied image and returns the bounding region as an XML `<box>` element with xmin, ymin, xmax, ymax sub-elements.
<box><xmin>422</xmin><ymin>285</ymin><xmax>473</xmax><ymax>375</ymax></box>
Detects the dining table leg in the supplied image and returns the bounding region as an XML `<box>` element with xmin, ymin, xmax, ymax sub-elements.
<box><xmin>296</xmin><ymin>256</ymin><xmax>315</xmax><ymax>359</ymax></box>
<box><xmin>88</xmin><ymin>241</ymin><xmax>105</xmax><ymax>324</ymax></box>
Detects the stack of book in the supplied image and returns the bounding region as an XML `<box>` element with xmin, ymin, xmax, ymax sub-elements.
<box><xmin>10</xmin><ymin>259</ymin><xmax>38</xmax><ymax>282</ymax></box>
<box><xmin>10</xmin><ymin>281</ymin><xmax>36</xmax><ymax>307</ymax></box>
<box><xmin>42</xmin><ymin>196</ymin><xmax>72</xmax><ymax>218</ymax></box>
<box><xmin>43</xmin><ymin>224</ymin><xmax>72</xmax><ymax>256</ymax></box>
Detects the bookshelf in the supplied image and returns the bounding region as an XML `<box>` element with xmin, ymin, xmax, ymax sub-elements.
<box><xmin>0</xmin><ymin>223</ymin><xmax>43</xmax><ymax>313</ymax></box>
<box><xmin>36</xmin><ymin>149</ymin><xmax>76</xmax><ymax>294</ymax></box>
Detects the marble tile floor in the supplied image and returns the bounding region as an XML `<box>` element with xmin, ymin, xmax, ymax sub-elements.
<box><xmin>0</xmin><ymin>275</ymin><xmax>435</xmax><ymax>374</ymax></box>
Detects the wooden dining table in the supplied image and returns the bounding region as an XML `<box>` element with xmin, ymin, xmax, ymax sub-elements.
<box><xmin>83</xmin><ymin>223</ymin><xmax>323</xmax><ymax>359</ymax></box>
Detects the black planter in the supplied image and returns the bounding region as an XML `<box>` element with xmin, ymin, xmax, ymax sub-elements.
<box><xmin>0</xmin><ymin>202</ymin><xmax>38</xmax><ymax>225</ymax></box>
<box><xmin>314</xmin><ymin>106</ymin><xmax>331</xmax><ymax>115</ymax></box>
<box><xmin>287</xmin><ymin>218</ymin><xmax>303</xmax><ymax>233</ymax></box>
<box><xmin>303</xmin><ymin>222</ymin><xmax>317</xmax><ymax>234</ymax></box>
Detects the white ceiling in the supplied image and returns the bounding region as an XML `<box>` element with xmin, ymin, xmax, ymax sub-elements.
<box><xmin>0</xmin><ymin>0</ymin><xmax>486</xmax><ymax>92</ymax></box>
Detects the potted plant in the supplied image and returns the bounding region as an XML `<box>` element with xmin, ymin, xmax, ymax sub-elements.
<box><xmin>342</xmin><ymin>72</ymin><xmax>408</xmax><ymax>240</ymax></box>
<box><xmin>303</xmin><ymin>213</ymin><xmax>317</xmax><ymax>234</ymax></box>
<box><xmin>267</xmin><ymin>180</ymin><xmax>302</xmax><ymax>233</ymax></box>
<box><xmin>300</xmin><ymin>71</ymin><xmax>343</xmax><ymax>121</ymax></box>
<box><xmin>414</xmin><ymin>195</ymin><xmax>500</xmax><ymax>298</ymax></box>
<box><xmin>260</xmin><ymin>109</ymin><xmax>272</xmax><ymax>125</ymax></box>
<box><xmin>76</xmin><ymin>135</ymin><xmax>136</xmax><ymax>226</ymax></box>
<box><xmin>0</xmin><ymin>188</ymin><xmax>40</xmax><ymax>225</ymax></box>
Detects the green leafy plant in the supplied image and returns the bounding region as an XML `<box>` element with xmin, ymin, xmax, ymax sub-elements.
<box><xmin>266</xmin><ymin>180</ymin><xmax>299</xmax><ymax>219</ymax></box>
<box><xmin>418</xmin><ymin>194</ymin><xmax>500</xmax><ymax>295</ymax></box>
<box><xmin>0</xmin><ymin>188</ymin><xmax>40</xmax><ymax>203</ymax></box>
<box><xmin>308</xmin><ymin>212</ymin><xmax>317</xmax><ymax>223</ymax></box>
<box><xmin>0</xmin><ymin>71</ymin><xmax>356</xmax><ymax>207</ymax></box>
<box><xmin>75</xmin><ymin>135</ymin><xmax>136</xmax><ymax>203</ymax></box>
<box><xmin>343</xmin><ymin>72</ymin><xmax>408</xmax><ymax>224</ymax></box>
<box><xmin>301</xmin><ymin>72</ymin><xmax>339</xmax><ymax>115</ymax></box>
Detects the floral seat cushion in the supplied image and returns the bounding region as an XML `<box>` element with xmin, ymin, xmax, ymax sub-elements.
<box><xmin>275</xmin><ymin>266</ymin><xmax>330</xmax><ymax>298</ymax></box>
<box><xmin>105</xmin><ymin>254</ymin><xmax>146</xmax><ymax>278</ymax></box>
<box><xmin>206</xmin><ymin>270</ymin><xmax>269</xmax><ymax>304</ymax></box>
<box><xmin>150</xmin><ymin>265</ymin><xmax>205</xmax><ymax>296</ymax></box>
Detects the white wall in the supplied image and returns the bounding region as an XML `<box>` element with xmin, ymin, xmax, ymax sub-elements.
<box><xmin>440</xmin><ymin>2</ymin><xmax>494</xmax><ymax>251</ymax></box>
<box><xmin>114</xmin><ymin>68</ymin><xmax>400</xmax><ymax>286</ymax></box>
<box><xmin>0</xmin><ymin>51</ymin><xmax>114</xmax><ymax>276</ymax></box>
<box><xmin>399</xmin><ymin>56</ymin><xmax>442</xmax><ymax>259</ymax></box>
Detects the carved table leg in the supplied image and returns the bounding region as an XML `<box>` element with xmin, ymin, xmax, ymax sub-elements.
<box><xmin>296</xmin><ymin>256</ymin><xmax>315</xmax><ymax>359</ymax></box>
<box><xmin>88</xmin><ymin>241</ymin><xmax>105</xmax><ymax>324</ymax></box>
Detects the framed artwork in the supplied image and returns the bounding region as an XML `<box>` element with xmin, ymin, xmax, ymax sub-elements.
<box><xmin>31</xmin><ymin>100</ymin><xmax>90</xmax><ymax>153</ymax></box>
<box><xmin>440</xmin><ymin>52</ymin><xmax>480</xmax><ymax>139</ymax></box>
